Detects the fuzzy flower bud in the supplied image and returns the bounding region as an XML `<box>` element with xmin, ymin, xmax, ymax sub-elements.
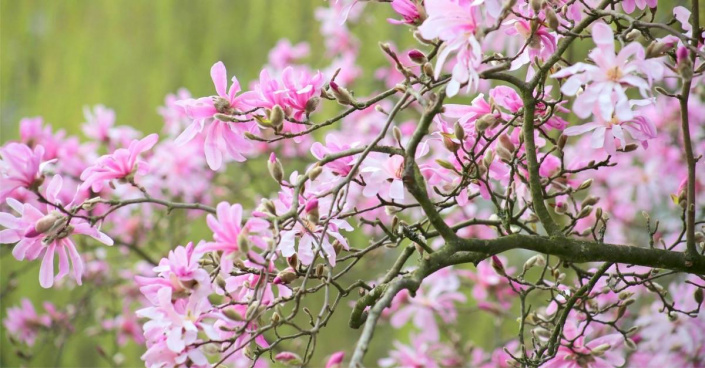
<box><xmin>305</xmin><ymin>198</ymin><xmax>320</xmax><ymax>225</ymax></box>
<box><xmin>676</xmin><ymin>46</ymin><xmax>693</xmax><ymax>81</ymax></box>
<box><xmin>269</xmin><ymin>105</ymin><xmax>285</xmax><ymax>129</ymax></box>
<box><xmin>305</xmin><ymin>96</ymin><xmax>321</xmax><ymax>115</ymax></box>
<box><xmin>268</xmin><ymin>153</ymin><xmax>284</xmax><ymax>183</ymax></box>
<box><xmin>326</xmin><ymin>352</ymin><xmax>345</xmax><ymax>368</ymax></box>
<box><xmin>24</xmin><ymin>211</ymin><xmax>63</xmax><ymax>238</ymax></box>
<box><xmin>273</xmin><ymin>267</ymin><xmax>298</xmax><ymax>285</ymax></box>
<box><xmin>454</xmin><ymin>122</ymin><xmax>465</xmax><ymax>141</ymax></box>
<box><xmin>491</xmin><ymin>255</ymin><xmax>506</xmax><ymax>276</ymax></box>
<box><xmin>475</xmin><ymin>114</ymin><xmax>500</xmax><ymax>133</ymax></box>
<box><xmin>329</xmin><ymin>81</ymin><xmax>355</xmax><ymax>106</ymax></box>
<box><xmin>407</xmin><ymin>50</ymin><xmax>427</xmax><ymax>64</ymax></box>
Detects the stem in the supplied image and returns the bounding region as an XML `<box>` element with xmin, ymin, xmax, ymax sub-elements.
<box><xmin>680</xmin><ymin>0</ymin><xmax>700</xmax><ymax>257</ymax></box>
<box><xmin>521</xmin><ymin>90</ymin><xmax>561</xmax><ymax>236</ymax></box>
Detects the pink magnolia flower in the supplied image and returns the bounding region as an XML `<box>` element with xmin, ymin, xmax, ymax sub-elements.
<box><xmin>3</xmin><ymin>299</ymin><xmax>51</xmax><ymax>346</ymax></box>
<box><xmin>135</xmin><ymin>242</ymin><xmax>210</xmax><ymax>304</ymax></box>
<box><xmin>388</xmin><ymin>0</ymin><xmax>425</xmax><ymax>25</ymax></box>
<box><xmin>141</xmin><ymin>336</ymin><xmax>209</xmax><ymax>368</ymax></box>
<box><xmin>199</xmin><ymin>202</ymin><xmax>269</xmax><ymax>257</ymax></box>
<box><xmin>563</xmin><ymin>102</ymin><xmax>657</xmax><ymax>154</ymax></box>
<box><xmin>158</xmin><ymin>88</ymin><xmax>193</xmax><ymax>137</ymax></box>
<box><xmin>551</xmin><ymin>22</ymin><xmax>664</xmax><ymax>121</ymax></box>
<box><xmin>176</xmin><ymin>61</ymin><xmax>254</xmax><ymax>170</ymax></box>
<box><xmin>80</xmin><ymin>133</ymin><xmax>159</xmax><ymax>192</ymax></box>
<box><xmin>621</xmin><ymin>0</ymin><xmax>657</xmax><ymax>13</ymax></box>
<box><xmin>137</xmin><ymin>287</ymin><xmax>217</xmax><ymax>356</ymax></box>
<box><xmin>418</xmin><ymin>0</ymin><xmax>483</xmax><ymax>96</ymax></box>
<box><xmin>541</xmin><ymin>321</ymin><xmax>625</xmax><ymax>368</ymax></box>
<box><xmin>102</xmin><ymin>305</ymin><xmax>145</xmax><ymax>346</ymax></box>
<box><xmin>361</xmin><ymin>154</ymin><xmax>407</xmax><ymax>200</ymax></box>
<box><xmin>326</xmin><ymin>351</ymin><xmax>345</xmax><ymax>368</ymax></box>
<box><xmin>506</xmin><ymin>19</ymin><xmax>557</xmax><ymax>70</ymax></box>
<box><xmin>311</xmin><ymin>134</ymin><xmax>359</xmax><ymax>176</ymax></box>
<box><xmin>379</xmin><ymin>334</ymin><xmax>461</xmax><ymax>368</ymax></box>
<box><xmin>82</xmin><ymin>105</ymin><xmax>139</xmax><ymax>147</ymax></box>
<box><xmin>0</xmin><ymin>143</ymin><xmax>47</xmax><ymax>201</ymax></box>
<box><xmin>0</xmin><ymin>175</ymin><xmax>113</xmax><ymax>288</ymax></box>
<box><xmin>242</xmin><ymin>66</ymin><xmax>325</xmax><ymax>123</ymax></box>
<box><xmin>490</xmin><ymin>86</ymin><xmax>568</xmax><ymax>130</ymax></box>
<box><xmin>278</xmin><ymin>198</ymin><xmax>352</xmax><ymax>266</ymax></box>
<box><xmin>462</xmin><ymin>255</ymin><xmax>516</xmax><ymax>309</ymax></box>
<box><xmin>268</xmin><ymin>39</ymin><xmax>310</xmax><ymax>70</ymax></box>
<box><xmin>389</xmin><ymin>268</ymin><xmax>466</xmax><ymax>341</ymax></box>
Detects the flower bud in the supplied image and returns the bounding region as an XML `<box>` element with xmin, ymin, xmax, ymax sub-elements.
<box><xmin>496</xmin><ymin>146</ymin><xmax>513</xmax><ymax>163</ymax></box>
<box><xmin>625</xmin><ymin>29</ymin><xmax>641</xmax><ymax>42</ymax></box>
<box><xmin>580</xmin><ymin>196</ymin><xmax>600</xmax><ymax>208</ymax></box>
<box><xmin>454</xmin><ymin>122</ymin><xmax>465</xmax><ymax>141</ymax></box>
<box><xmin>435</xmin><ymin>159</ymin><xmax>456</xmax><ymax>170</ymax></box>
<box><xmin>269</xmin><ymin>105</ymin><xmax>285</xmax><ymax>129</ymax></box>
<box><xmin>329</xmin><ymin>81</ymin><xmax>355</xmax><ymax>106</ymax></box>
<box><xmin>483</xmin><ymin>149</ymin><xmax>495</xmax><ymax>168</ymax></box>
<box><xmin>268</xmin><ymin>153</ymin><xmax>284</xmax><ymax>183</ymax></box>
<box><xmin>326</xmin><ymin>352</ymin><xmax>345</xmax><ymax>368</ymax></box>
<box><xmin>422</xmin><ymin>62</ymin><xmax>434</xmax><ymax>78</ymax></box>
<box><xmin>577</xmin><ymin>205</ymin><xmax>593</xmax><ymax>219</ymax></box>
<box><xmin>213</xmin><ymin>96</ymin><xmax>231</xmax><ymax>113</ymax></box>
<box><xmin>245</xmin><ymin>301</ymin><xmax>264</xmax><ymax>321</ymax></box>
<box><xmin>287</xmin><ymin>254</ymin><xmax>299</xmax><ymax>270</ymax></box>
<box><xmin>223</xmin><ymin>308</ymin><xmax>244</xmax><ymax>321</ymax></box>
<box><xmin>475</xmin><ymin>114</ymin><xmax>499</xmax><ymax>133</ymax></box>
<box><xmin>305</xmin><ymin>96</ymin><xmax>321</xmax><ymax>115</ymax></box>
<box><xmin>491</xmin><ymin>255</ymin><xmax>506</xmax><ymax>276</ymax></box>
<box><xmin>271</xmin><ymin>312</ymin><xmax>281</xmax><ymax>325</ymax></box>
<box><xmin>676</xmin><ymin>46</ymin><xmax>693</xmax><ymax>81</ymax></box>
<box><xmin>273</xmin><ymin>268</ymin><xmax>298</xmax><ymax>285</ymax></box>
<box><xmin>315</xmin><ymin>263</ymin><xmax>326</xmax><ymax>278</ymax></box>
<box><xmin>237</xmin><ymin>232</ymin><xmax>250</xmax><ymax>253</ymax></box>
<box><xmin>25</xmin><ymin>211</ymin><xmax>62</xmax><ymax>238</ymax></box>
<box><xmin>591</xmin><ymin>343</ymin><xmax>611</xmax><ymax>356</ymax></box>
<box><xmin>694</xmin><ymin>288</ymin><xmax>704</xmax><ymax>305</ymax></box>
<box><xmin>545</xmin><ymin>7</ymin><xmax>559</xmax><ymax>30</ymax></box>
<box><xmin>81</xmin><ymin>197</ymin><xmax>102</xmax><ymax>211</ymax></box>
<box><xmin>557</xmin><ymin>134</ymin><xmax>568</xmax><ymax>150</ymax></box>
<box><xmin>577</xmin><ymin>179</ymin><xmax>593</xmax><ymax>191</ymax></box>
<box><xmin>305</xmin><ymin>198</ymin><xmax>320</xmax><ymax>225</ymax></box>
<box><xmin>275</xmin><ymin>352</ymin><xmax>303</xmax><ymax>365</ymax></box>
<box><xmin>646</xmin><ymin>40</ymin><xmax>676</xmax><ymax>59</ymax></box>
<box><xmin>523</xmin><ymin>255</ymin><xmax>546</xmax><ymax>273</ymax></box>
<box><xmin>393</xmin><ymin>126</ymin><xmax>402</xmax><ymax>143</ymax></box>
<box><xmin>530</xmin><ymin>0</ymin><xmax>543</xmax><ymax>14</ymax></box>
<box><xmin>308</xmin><ymin>165</ymin><xmax>323</xmax><ymax>181</ymax></box>
<box><xmin>624</xmin><ymin>338</ymin><xmax>637</xmax><ymax>351</ymax></box>
<box><xmin>442</xmin><ymin>134</ymin><xmax>460</xmax><ymax>152</ymax></box>
<box><xmin>407</xmin><ymin>49</ymin><xmax>427</xmax><ymax>64</ymax></box>
<box><xmin>498</xmin><ymin>133</ymin><xmax>515</xmax><ymax>153</ymax></box>
<box><xmin>553</xmin><ymin>201</ymin><xmax>567</xmax><ymax>215</ymax></box>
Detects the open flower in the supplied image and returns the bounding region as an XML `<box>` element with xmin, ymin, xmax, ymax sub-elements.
<box><xmin>551</xmin><ymin>22</ymin><xmax>663</xmax><ymax>121</ymax></box>
<box><xmin>563</xmin><ymin>102</ymin><xmax>657</xmax><ymax>154</ymax></box>
<box><xmin>418</xmin><ymin>0</ymin><xmax>483</xmax><ymax>96</ymax></box>
<box><xmin>0</xmin><ymin>175</ymin><xmax>113</xmax><ymax>288</ymax></box>
<box><xmin>176</xmin><ymin>61</ymin><xmax>254</xmax><ymax>170</ymax></box>
<box><xmin>199</xmin><ymin>202</ymin><xmax>269</xmax><ymax>257</ymax></box>
<box><xmin>80</xmin><ymin>133</ymin><xmax>159</xmax><ymax>192</ymax></box>
<box><xmin>0</xmin><ymin>143</ymin><xmax>48</xmax><ymax>201</ymax></box>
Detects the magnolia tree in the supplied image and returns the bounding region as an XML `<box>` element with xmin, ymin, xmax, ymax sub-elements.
<box><xmin>1</xmin><ymin>0</ymin><xmax>704</xmax><ymax>367</ymax></box>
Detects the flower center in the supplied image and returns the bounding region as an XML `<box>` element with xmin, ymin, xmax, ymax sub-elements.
<box><xmin>606</xmin><ymin>66</ymin><xmax>623</xmax><ymax>81</ymax></box>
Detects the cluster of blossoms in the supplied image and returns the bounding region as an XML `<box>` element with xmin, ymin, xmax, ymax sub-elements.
<box><xmin>2</xmin><ymin>0</ymin><xmax>705</xmax><ymax>367</ymax></box>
